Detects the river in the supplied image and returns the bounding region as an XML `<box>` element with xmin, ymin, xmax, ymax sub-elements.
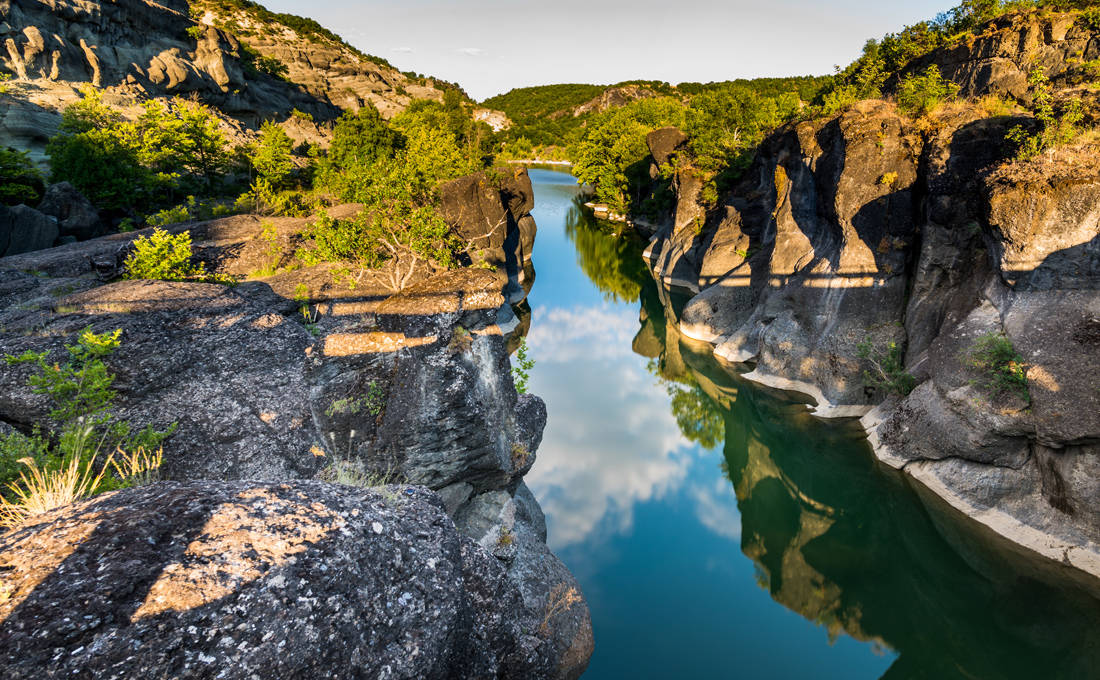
<box><xmin>519</xmin><ymin>168</ymin><xmax>1100</xmax><ymax>679</ymax></box>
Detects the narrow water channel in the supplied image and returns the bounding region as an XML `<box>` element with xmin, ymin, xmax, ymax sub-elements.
<box><xmin>519</xmin><ymin>168</ymin><xmax>1100</xmax><ymax>679</ymax></box>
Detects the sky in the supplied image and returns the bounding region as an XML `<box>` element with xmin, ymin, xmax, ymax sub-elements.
<box><xmin>261</xmin><ymin>0</ymin><xmax>955</xmax><ymax>101</ymax></box>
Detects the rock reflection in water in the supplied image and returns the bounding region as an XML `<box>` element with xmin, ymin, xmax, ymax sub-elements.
<box><xmin>641</xmin><ymin>276</ymin><xmax>1100</xmax><ymax>680</ymax></box>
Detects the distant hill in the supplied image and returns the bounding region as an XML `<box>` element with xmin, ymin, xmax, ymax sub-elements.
<box><xmin>482</xmin><ymin>77</ymin><xmax>832</xmax><ymax>150</ymax></box>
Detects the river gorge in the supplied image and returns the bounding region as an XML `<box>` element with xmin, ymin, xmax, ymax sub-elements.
<box><xmin>522</xmin><ymin>168</ymin><xmax>1100</xmax><ymax>679</ymax></box>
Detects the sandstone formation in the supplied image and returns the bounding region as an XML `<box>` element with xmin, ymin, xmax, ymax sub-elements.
<box><xmin>639</xmin><ymin>13</ymin><xmax>1100</xmax><ymax>584</ymax></box>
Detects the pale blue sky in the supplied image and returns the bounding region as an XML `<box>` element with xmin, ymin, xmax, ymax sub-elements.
<box><xmin>261</xmin><ymin>0</ymin><xmax>955</xmax><ymax>100</ymax></box>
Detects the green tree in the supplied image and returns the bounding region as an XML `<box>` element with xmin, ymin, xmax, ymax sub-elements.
<box><xmin>251</xmin><ymin>121</ymin><xmax>296</xmax><ymax>189</ymax></box>
<box><xmin>0</xmin><ymin>147</ymin><xmax>45</xmax><ymax>206</ymax></box>
<box><xmin>571</xmin><ymin>97</ymin><xmax>685</xmax><ymax>212</ymax></box>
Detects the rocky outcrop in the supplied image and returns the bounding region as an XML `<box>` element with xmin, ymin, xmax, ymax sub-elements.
<box><xmin>0</xmin><ymin>0</ymin><xmax>446</xmax><ymax>159</ymax></box>
<box><xmin>642</xmin><ymin>86</ymin><xmax>1100</xmax><ymax>579</ymax></box>
<box><xmin>0</xmin><ymin>480</ymin><xmax>577</xmax><ymax>679</ymax></box>
<box><xmin>0</xmin><ymin>201</ymin><xmax>58</xmax><ymax>255</ymax></box>
<box><xmin>36</xmin><ymin>181</ymin><xmax>102</xmax><ymax>239</ymax></box>
<box><xmin>890</xmin><ymin>11</ymin><xmax>1100</xmax><ymax>100</ymax></box>
<box><xmin>439</xmin><ymin>168</ymin><xmax>537</xmax><ymax>278</ymax></box>
<box><xmin>571</xmin><ymin>84</ymin><xmax>660</xmax><ymax>117</ymax></box>
<box><xmin>0</xmin><ymin>173</ymin><xmax>592</xmax><ymax>677</ymax></box>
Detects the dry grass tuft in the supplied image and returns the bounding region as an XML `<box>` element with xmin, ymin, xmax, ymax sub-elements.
<box><xmin>0</xmin><ymin>453</ymin><xmax>113</xmax><ymax>528</ymax></box>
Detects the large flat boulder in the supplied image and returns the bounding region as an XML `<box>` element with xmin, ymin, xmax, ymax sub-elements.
<box><xmin>0</xmin><ymin>480</ymin><xmax>561</xmax><ymax>679</ymax></box>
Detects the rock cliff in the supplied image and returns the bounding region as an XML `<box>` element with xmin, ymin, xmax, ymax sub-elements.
<box><xmin>0</xmin><ymin>169</ymin><xmax>591</xmax><ymax>678</ymax></box>
<box><xmin>0</xmin><ymin>0</ymin><xmax>446</xmax><ymax>161</ymax></box>
<box><xmin>641</xmin><ymin>13</ymin><xmax>1100</xmax><ymax>584</ymax></box>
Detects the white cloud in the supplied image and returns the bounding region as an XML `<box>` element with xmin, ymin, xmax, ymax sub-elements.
<box><xmin>689</xmin><ymin>477</ymin><xmax>742</xmax><ymax>541</ymax></box>
<box><xmin>524</xmin><ymin>305</ymin><xmax>694</xmax><ymax>549</ymax></box>
<box><xmin>526</xmin><ymin>305</ymin><xmax>639</xmax><ymax>363</ymax></box>
<box><xmin>392</xmin><ymin>46</ymin><xmax>414</xmax><ymax>53</ymax></box>
<box><xmin>458</xmin><ymin>47</ymin><xmax>487</xmax><ymax>57</ymax></box>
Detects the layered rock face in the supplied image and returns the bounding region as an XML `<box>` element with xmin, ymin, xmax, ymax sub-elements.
<box><xmin>643</xmin><ymin>25</ymin><xmax>1100</xmax><ymax>581</ymax></box>
<box><xmin>0</xmin><ymin>0</ymin><xmax>443</xmax><ymax>160</ymax></box>
<box><xmin>0</xmin><ymin>170</ymin><xmax>591</xmax><ymax>678</ymax></box>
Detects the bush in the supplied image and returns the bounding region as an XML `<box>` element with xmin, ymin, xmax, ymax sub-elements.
<box><xmin>1</xmin><ymin>328</ymin><xmax>175</xmax><ymax>516</ymax></box>
<box><xmin>0</xmin><ymin>146</ymin><xmax>45</xmax><ymax>205</ymax></box>
<box><xmin>857</xmin><ymin>337</ymin><xmax>917</xmax><ymax>396</ymax></box>
<box><xmin>46</xmin><ymin>88</ymin><xmax>231</xmax><ymax>214</ymax></box>
<box><xmin>896</xmin><ymin>65</ymin><xmax>960</xmax><ymax>117</ymax></box>
<box><xmin>511</xmin><ymin>340</ymin><xmax>535</xmax><ymax>394</ymax></box>
<box><xmin>1005</xmin><ymin>68</ymin><xmax>1084</xmax><ymax>159</ymax></box>
<box><xmin>968</xmin><ymin>332</ymin><xmax>1030</xmax><ymax>402</ymax></box>
<box><xmin>124</xmin><ymin>228</ymin><xmax>233</xmax><ymax>284</ymax></box>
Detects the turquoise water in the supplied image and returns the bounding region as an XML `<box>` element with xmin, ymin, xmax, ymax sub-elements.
<box><xmin>520</xmin><ymin>168</ymin><xmax>1100</xmax><ymax>680</ymax></box>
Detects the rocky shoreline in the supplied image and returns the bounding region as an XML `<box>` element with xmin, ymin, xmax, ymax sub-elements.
<box><xmin>633</xmin><ymin>13</ymin><xmax>1100</xmax><ymax>587</ymax></box>
<box><xmin>0</xmin><ymin>169</ymin><xmax>593</xmax><ymax>678</ymax></box>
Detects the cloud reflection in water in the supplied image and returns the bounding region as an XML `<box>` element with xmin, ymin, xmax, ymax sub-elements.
<box><xmin>524</xmin><ymin>304</ymin><xmax>735</xmax><ymax>550</ymax></box>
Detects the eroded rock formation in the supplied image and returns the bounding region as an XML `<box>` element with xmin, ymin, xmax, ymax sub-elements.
<box><xmin>640</xmin><ymin>15</ymin><xmax>1100</xmax><ymax>583</ymax></box>
<box><xmin>0</xmin><ymin>0</ymin><xmax>445</xmax><ymax>160</ymax></box>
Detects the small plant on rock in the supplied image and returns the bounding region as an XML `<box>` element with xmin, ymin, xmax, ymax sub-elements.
<box><xmin>124</xmin><ymin>228</ymin><xmax>233</xmax><ymax>284</ymax></box>
<box><xmin>511</xmin><ymin>339</ymin><xmax>535</xmax><ymax>394</ymax></box>
<box><xmin>539</xmin><ymin>583</ymin><xmax>582</xmax><ymax>637</ymax></box>
<box><xmin>510</xmin><ymin>442</ymin><xmax>530</xmax><ymax>469</ymax></box>
<box><xmin>896</xmin><ymin>65</ymin><xmax>959</xmax><ymax>118</ymax></box>
<box><xmin>967</xmin><ymin>332</ymin><xmax>1030</xmax><ymax>403</ymax></box>
<box><xmin>449</xmin><ymin>326</ymin><xmax>473</xmax><ymax>353</ymax></box>
<box><xmin>1005</xmin><ymin>68</ymin><xmax>1084</xmax><ymax>160</ymax></box>
<box><xmin>1</xmin><ymin>329</ymin><xmax>174</xmax><ymax>524</ymax></box>
<box><xmin>857</xmin><ymin>337</ymin><xmax>917</xmax><ymax>396</ymax></box>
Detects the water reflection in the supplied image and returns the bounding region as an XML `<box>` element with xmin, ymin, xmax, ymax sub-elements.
<box><xmin>523</xmin><ymin>169</ymin><xmax>1100</xmax><ymax>679</ymax></box>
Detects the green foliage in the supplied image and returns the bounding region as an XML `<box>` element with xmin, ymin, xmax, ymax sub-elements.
<box><xmin>857</xmin><ymin>337</ymin><xmax>917</xmax><ymax>396</ymax></box>
<box><xmin>1</xmin><ymin>328</ymin><xmax>175</xmax><ymax>501</ymax></box>
<box><xmin>896</xmin><ymin>65</ymin><xmax>960</xmax><ymax>116</ymax></box>
<box><xmin>251</xmin><ymin>121</ymin><xmax>296</xmax><ymax>190</ymax></box>
<box><xmin>46</xmin><ymin>88</ymin><xmax>231</xmax><ymax>214</ymax></box>
<box><xmin>0</xmin><ymin>146</ymin><xmax>45</xmax><ymax>206</ymax></box>
<box><xmin>324</xmin><ymin>384</ymin><xmax>384</xmax><ymax>418</ymax></box>
<box><xmin>124</xmin><ymin>228</ymin><xmax>233</xmax><ymax>284</ymax></box>
<box><xmin>666</xmin><ymin>380</ymin><xmax>724</xmax><ymax>449</ymax></box>
<box><xmin>511</xmin><ymin>340</ymin><xmax>535</xmax><ymax>394</ymax></box>
<box><xmin>1005</xmin><ymin>68</ymin><xmax>1084</xmax><ymax>159</ymax></box>
<box><xmin>968</xmin><ymin>332</ymin><xmax>1030</xmax><ymax>402</ymax></box>
<box><xmin>5</xmin><ymin>328</ymin><xmax>121</xmax><ymax>423</ymax></box>
<box><xmin>0</xmin><ymin>71</ymin><xmax>11</xmax><ymax>94</ymax></box>
<box><xmin>296</xmin><ymin>203</ymin><xmax>461</xmax><ymax>280</ymax></box>
<box><xmin>240</xmin><ymin>43</ymin><xmax>289</xmax><ymax>80</ymax></box>
<box><xmin>186</xmin><ymin>25</ymin><xmax>205</xmax><ymax>40</ymax></box>
<box><xmin>147</xmin><ymin>202</ymin><xmax>192</xmax><ymax>227</ymax></box>
<box><xmin>570</xmin><ymin>97</ymin><xmax>685</xmax><ymax>212</ymax></box>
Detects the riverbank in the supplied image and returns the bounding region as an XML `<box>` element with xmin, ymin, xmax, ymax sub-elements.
<box><xmin>0</xmin><ymin>168</ymin><xmax>593</xmax><ymax>679</ymax></box>
<box><xmin>523</xmin><ymin>167</ymin><xmax>1100</xmax><ymax>678</ymax></box>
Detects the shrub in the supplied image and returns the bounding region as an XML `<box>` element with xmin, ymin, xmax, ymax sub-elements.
<box><xmin>857</xmin><ymin>337</ymin><xmax>917</xmax><ymax>396</ymax></box>
<box><xmin>896</xmin><ymin>65</ymin><xmax>960</xmax><ymax>117</ymax></box>
<box><xmin>124</xmin><ymin>228</ymin><xmax>232</xmax><ymax>283</ymax></box>
<box><xmin>511</xmin><ymin>340</ymin><xmax>535</xmax><ymax>394</ymax></box>
<box><xmin>1</xmin><ymin>329</ymin><xmax>175</xmax><ymax>513</ymax></box>
<box><xmin>147</xmin><ymin>202</ymin><xmax>192</xmax><ymax>227</ymax></box>
<box><xmin>0</xmin><ymin>146</ymin><xmax>45</xmax><ymax>206</ymax></box>
<box><xmin>251</xmin><ymin>120</ymin><xmax>296</xmax><ymax>190</ymax></box>
<box><xmin>968</xmin><ymin>332</ymin><xmax>1030</xmax><ymax>402</ymax></box>
<box><xmin>46</xmin><ymin>89</ymin><xmax>231</xmax><ymax>213</ymax></box>
<box><xmin>1005</xmin><ymin>68</ymin><xmax>1084</xmax><ymax>159</ymax></box>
